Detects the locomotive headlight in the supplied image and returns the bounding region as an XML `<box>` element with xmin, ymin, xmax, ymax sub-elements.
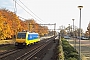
<box><xmin>23</xmin><ymin>43</ymin><xmax>26</xmax><ymax>45</ymax></box>
<box><xmin>15</xmin><ymin>42</ymin><xmax>18</xmax><ymax>45</ymax></box>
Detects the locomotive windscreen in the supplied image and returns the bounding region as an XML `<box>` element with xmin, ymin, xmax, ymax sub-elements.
<box><xmin>17</xmin><ymin>33</ymin><xmax>26</xmax><ymax>39</ymax></box>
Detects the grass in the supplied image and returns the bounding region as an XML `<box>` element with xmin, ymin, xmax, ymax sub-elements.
<box><xmin>0</xmin><ymin>39</ymin><xmax>15</xmax><ymax>52</ymax></box>
<box><xmin>0</xmin><ymin>39</ymin><xmax>15</xmax><ymax>45</ymax></box>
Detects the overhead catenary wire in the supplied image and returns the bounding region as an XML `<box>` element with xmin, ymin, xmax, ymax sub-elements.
<box><xmin>19</xmin><ymin>0</ymin><xmax>44</xmax><ymax>22</ymax></box>
<box><xmin>13</xmin><ymin>0</ymin><xmax>42</xmax><ymax>23</ymax></box>
<box><xmin>13</xmin><ymin>0</ymin><xmax>55</xmax><ymax>30</ymax></box>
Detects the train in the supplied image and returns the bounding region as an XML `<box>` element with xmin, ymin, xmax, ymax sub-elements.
<box><xmin>15</xmin><ymin>32</ymin><xmax>40</xmax><ymax>47</ymax></box>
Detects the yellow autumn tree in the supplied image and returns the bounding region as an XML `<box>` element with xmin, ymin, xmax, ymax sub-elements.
<box><xmin>0</xmin><ymin>13</ymin><xmax>10</xmax><ymax>39</ymax></box>
<box><xmin>0</xmin><ymin>9</ymin><xmax>22</xmax><ymax>39</ymax></box>
<box><xmin>0</xmin><ymin>8</ymin><xmax>49</xmax><ymax>39</ymax></box>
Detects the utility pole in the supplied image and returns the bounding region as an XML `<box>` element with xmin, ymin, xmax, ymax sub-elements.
<box><xmin>29</xmin><ymin>23</ymin><xmax>30</xmax><ymax>32</ymax></box>
<box><xmin>13</xmin><ymin>0</ymin><xmax>17</xmax><ymax>37</ymax></box>
<box><xmin>13</xmin><ymin>0</ymin><xmax>17</xmax><ymax>14</ymax></box>
<box><xmin>54</xmin><ymin>23</ymin><xmax>56</xmax><ymax>36</ymax></box>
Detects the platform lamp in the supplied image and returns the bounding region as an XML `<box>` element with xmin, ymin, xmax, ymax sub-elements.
<box><xmin>78</xmin><ymin>6</ymin><xmax>83</xmax><ymax>60</ymax></box>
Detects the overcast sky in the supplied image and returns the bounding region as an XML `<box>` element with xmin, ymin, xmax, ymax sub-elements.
<box><xmin>0</xmin><ymin>0</ymin><xmax>90</xmax><ymax>32</ymax></box>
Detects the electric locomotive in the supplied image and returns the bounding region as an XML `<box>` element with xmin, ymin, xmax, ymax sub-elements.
<box><xmin>15</xmin><ymin>32</ymin><xmax>40</xmax><ymax>47</ymax></box>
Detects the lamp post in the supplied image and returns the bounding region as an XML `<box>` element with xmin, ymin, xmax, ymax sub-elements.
<box><xmin>78</xmin><ymin>6</ymin><xmax>83</xmax><ymax>60</ymax></box>
<box><xmin>68</xmin><ymin>24</ymin><xmax>70</xmax><ymax>36</ymax></box>
<box><xmin>72</xmin><ymin>19</ymin><xmax>76</xmax><ymax>49</ymax></box>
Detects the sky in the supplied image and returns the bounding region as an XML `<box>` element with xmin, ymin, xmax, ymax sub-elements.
<box><xmin>0</xmin><ymin>0</ymin><xmax>90</xmax><ymax>32</ymax></box>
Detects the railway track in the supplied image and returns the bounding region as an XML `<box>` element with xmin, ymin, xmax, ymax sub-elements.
<box><xmin>0</xmin><ymin>49</ymin><xmax>21</xmax><ymax>59</ymax></box>
<box><xmin>0</xmin><ymin>44</ymin><xmax>15</xmax><ymax>53</ymax></box>
<box><xmin>15</xmin><ymin>40</ymin><xmax>52</xmax><ymax>60</ymax></box>
<box><xmin>0</xmin><ymin>44</ymin><xmax>14</xmax><ymax>48</ymax></box>
<box><xmin>0</xmin><ymin>37</ymin><xmax>55</xmax><ymax>60</ymax></box>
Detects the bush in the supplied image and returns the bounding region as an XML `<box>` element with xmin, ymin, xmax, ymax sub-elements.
<box><xmin>67</xmin><ymin>57</ymin><xmax>77</xmax><ymax>60</ymax></box>
<box><xmin>62</xmin><ymin>39</ymin><xmax>79</xmax><ymax>60</ymax></box>
<box><xmin>68</xmin><ymin>52</ymin><xmax>79</xmax><ymax>58</ymax></box>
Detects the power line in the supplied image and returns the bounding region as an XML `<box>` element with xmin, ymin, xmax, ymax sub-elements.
<box><xmin>13</xmin><ymin>0</ymin><xmax>42</xmax><ymax>23</ymax></box>
<box><xmin>18</xmin><ymin>16</ymin><xmax>27</xmax><ymax>20</ymax></box>
<box><xmin>19</xmin><ymin>0</ymin><xmax>44</xmax><ymax>22</ymax></box>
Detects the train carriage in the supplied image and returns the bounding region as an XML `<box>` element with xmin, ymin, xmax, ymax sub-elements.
<box><xmin>15</xmin><ymin>32</ymin><xmax>40</xmax><ymax>46</ymax></box>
